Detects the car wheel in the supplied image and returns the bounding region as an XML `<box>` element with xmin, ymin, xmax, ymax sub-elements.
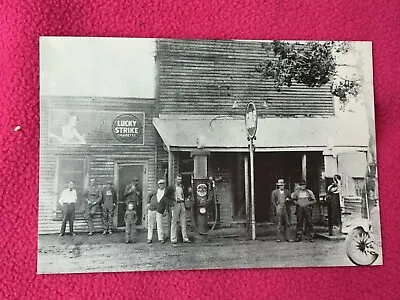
<box><xmin>345</xmin><ymin>226</ymin><xmax>379</xmax><ymax>266</ymax></box>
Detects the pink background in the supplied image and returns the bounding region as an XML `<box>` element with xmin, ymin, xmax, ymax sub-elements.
<box><xmin>1</xmin><ymin>0</ymin><xmax>399</xmax><ymax>298</ymax></box>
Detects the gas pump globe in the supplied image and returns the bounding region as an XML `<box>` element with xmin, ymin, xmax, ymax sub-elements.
<box><xmin>190</xmin><ymin>149</ymin><xmax>210</xmax><ymax>234</ymax></box>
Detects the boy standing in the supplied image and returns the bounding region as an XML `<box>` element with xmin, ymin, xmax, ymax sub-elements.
<box><xmin>124</xmin><ymin>202</ymin><xmax>137</xmax><ymax>243</ymax></box>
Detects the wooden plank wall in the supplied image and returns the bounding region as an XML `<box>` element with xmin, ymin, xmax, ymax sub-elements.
<box><xmin>156</xmin><ymin>39</ymin><xmax>334</xmax><ymax>117</ymax></box>
<box><xmin>39</xmin><ymin>96</ymin><xmax>157</xmax><ymax>234</ymax></box>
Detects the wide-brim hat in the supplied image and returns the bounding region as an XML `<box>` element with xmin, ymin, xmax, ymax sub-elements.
<box><xmin>157</xmin><ymin>179</ymin><xmax>166</xmax><ymax>184</ymax></box>
<box><xmin>276</xmin><ymin>179</ymin><xmax>285</xmax><ymax>186</ymax></box>
<box><xmin>333</xmin><ymin>174</ymin><xmax>342</xmax><ymax>184</ymax></box>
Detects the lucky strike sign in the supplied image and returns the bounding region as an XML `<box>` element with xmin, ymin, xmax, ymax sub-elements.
<box><xmin>112</xmin><ymin>114</ymin><xmax>143</xmax><ymax>143</ymax></box>
<box><xmin>47</xmin><ymin>110</ymin><xmax>145</xmax><ymax>145</ymax></box>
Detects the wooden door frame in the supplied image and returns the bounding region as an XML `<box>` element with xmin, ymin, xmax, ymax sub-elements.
<box><xmin>114</xmin><ymin>161</ymin><xmax>148</xmax><ymax>229</ymax></box>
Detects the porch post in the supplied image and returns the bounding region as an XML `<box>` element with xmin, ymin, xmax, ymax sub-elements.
<box><xmin>167</xmin><ymin>150</ymin><xmax>173</xmax><ymax>238</ymax></box>
<box><xmin>168</xmin><ymin>150</ymin><xmax>174</xmax><ymax>185</ymax></box>
<box><xmin>302</xmin><ymin>153</ymin><xmax>307</xmax><ymax>181</ymax></box>
<box><xmin>244</xmin><ymin>154</ymin><xmax>250</xmax><ymax>239</ymax></box>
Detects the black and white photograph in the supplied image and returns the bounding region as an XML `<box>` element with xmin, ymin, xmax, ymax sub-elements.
<box><xmin>38</xmin><ymin>37</ymin><xmax>382</xmax><ymax>274</ymax></box>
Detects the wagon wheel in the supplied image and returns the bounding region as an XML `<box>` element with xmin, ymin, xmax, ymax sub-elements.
<box><xmin>345</xmin><ymin>227</ymin><xmax>379</xmax><ymax>266</ymax></box>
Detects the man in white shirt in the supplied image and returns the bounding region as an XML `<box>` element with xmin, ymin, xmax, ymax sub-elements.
<box><xmin>59</xmin><ymin>181</ymin><xmax>77</xmax><ymax>236</ymax></box>
<box><xmin>170</xmin><ymin>174</ymin><xmax>190</xmax><ymax>245</ymax></box>
<box><xmin>147</xmin><ymin>179</ymin><xmax>169</xmax><ymax>244</ymax></box>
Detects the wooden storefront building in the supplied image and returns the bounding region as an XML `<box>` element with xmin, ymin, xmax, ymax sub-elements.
<box><xmin>39</xmin><ymin>97</ymin><xmax>157</xmax><ymax>233</ymax></box>
<box><xmin>39</xmin><ymin>39</ymin><xmax>369</xmax><ymax>234</ymax></box>
<box><xmin>153</xmin><ymin>39</ymin><xmax>369</xmax><ymax>227</ymax></box>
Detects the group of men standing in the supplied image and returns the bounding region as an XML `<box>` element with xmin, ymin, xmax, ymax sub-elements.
<box><xmin>146</xmin><ymin>174</ymin><xmax>191</xmax><ymax>246</ymax></box>
<box><xmin>271</xmin><ymin>178</ymin><xmax>317</xmax><ymax>243</ymax></box>
<box><xmin>58</xmin><ymin>177</ymin><xmax>141</xmax><ymax>238</ymax></box>
<box><xmin>58</xmin><ymin>174</ymin><xmax>190</xmax><ymax>247</ymax></box>
<box><xmin>271</xmin><ymin>176</ymin><xmax>343</xmax><ymax>242</ymax></box>
<box><xmin>59</xmin><ymin>174</ymin><xmax>341</xmax><ymax>244</ymax></box>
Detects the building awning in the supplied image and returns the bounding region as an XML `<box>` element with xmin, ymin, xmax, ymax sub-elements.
<box><xmin>153</xmin><ymin>115</ymin><xmax>369</xmax><ymax>152</ymax></box>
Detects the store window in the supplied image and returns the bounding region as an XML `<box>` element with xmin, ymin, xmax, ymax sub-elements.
<box><xmin>55</xmin><ymin>157</ymin><xmax>88</xmax><ymax>213</ymax></box>
<box><xmin>353</xmin><ymin>177</ymin><xmax>366</xmax><ymax>198</ymax></box>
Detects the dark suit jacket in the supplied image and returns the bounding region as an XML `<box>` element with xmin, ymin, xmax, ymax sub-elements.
<box><xmin>271</xmin><ymin>188</ymin><xmax>291</xmax><ymax>213</ymax></box>
<box><xmin>148</xmin><ymin>189</ymin><xmax>170</xmax><ymax>214</ymax></box>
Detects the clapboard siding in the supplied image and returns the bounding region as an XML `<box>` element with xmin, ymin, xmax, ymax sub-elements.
<box><xmin>39</xmin><ymin>96</ymin><xmax>157</xmax><ymax>234</ymax></box>
<box><xmin>156</xmin><ymin>39</ymin><xmax>334</xmax><ymax>116</ymax></box>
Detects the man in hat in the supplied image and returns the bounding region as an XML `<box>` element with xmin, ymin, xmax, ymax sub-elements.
<box><xmin>326</xmin><ymin>174</ymin><xmax>343</xmax><ymax>235</ymax></box>
<box><xmin>146</xmin><ymin>179</ymin><xmax>169</xmax><ymax>244</ymax></box>
<box><xmin>101</xmin><ymin>181</ymin><xmax>117</xmax><ymax>235</ymax></box>
<box><xmin>83</xmin><ymin>178</ymin><xmax>103</xmax><ymax>236</ymax></box>
<box><xmin>271</xmin><ymin>179</ymin><xmax>292</xmax><ymax>242</ymax></box>
<box><xmin>291</xmin><ymin>180</ymin><xmax>317</xmax><ymax>242</ymax></box>
<box><xmin>124</xmin><ymin>177</ymin><xmax>141</xmax><ymax>207</ymax></box>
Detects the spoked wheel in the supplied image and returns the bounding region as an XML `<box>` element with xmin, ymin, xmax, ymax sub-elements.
<box><xmin>345</xmin><ymin>227</ymin><xmax>379</xmax><ymax>266</ymax></box>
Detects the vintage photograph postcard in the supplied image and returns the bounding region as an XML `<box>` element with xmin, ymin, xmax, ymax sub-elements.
<box><xmin>38</xmin><ymin>37</ymin><xmax>382</xmax><ymax>274</ymax></box>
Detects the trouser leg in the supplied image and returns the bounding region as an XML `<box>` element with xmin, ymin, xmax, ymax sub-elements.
<box><xmin>180</xmin><ymin>203</ymin><xmax>189</xmax><ymax>241</ymax></box>
<box><xmin>282</xmin><ymin>210</ymin><xmax>290</xmax><ymax>240</ymax></box>
<box><xmin>147</xmin><ymin>210</ymin><xmax>156</xmax><ymax>241</ymax></box>
<box><xmin>102</xmin><ymin>209</ymin><xmax>108</xmax><ymax>231</ymax></box>
<box><xmin>130</xmin><ymin>223</ymin><xmax>135</xmax><ymax>241</ymax></box>
<box><xmin>296</xmin><ymin>207</ymin><xmax>305</xmax><ymax>239</ymax></box>
<box><xmin>68</xmin><ymin>204</ymin><xmax>75</xmax><ymax>233</ymax></box>
<box><xmin>88</xmin><ymin>205</ymin><xmax>97</xmax><ymax>233</ymax></box>
<box><xmin>156</xmin><ymin>212</ymin><xmax>164</xmax><ymax>241</ymax></box>
<box><xmin>125</xmin><ymin>222</ymin><xmax>131</xmax><ymax>242</ymax></box>
<box><xmin>60</xmin><ymin>206</ymin><xmax>68</xmax><ymax>235</ymax></box>
<box><xmin>108</xmin><ymin>209</ymin><xmax>114</xmax><ymax>231</ymax></box>
<box><xmin>305</xmin><ymin>208</ymin><xmax>314</xmax><ymax>238</ymax></box>
<box><xmin>276</xmin><ymin>211</ymin><xmax>282</xmax><ymax>240</ymax></box>
<box><xmin>171</xmin><ymin>204</ymin><xmax>180</xmax><ymax>242</ymax></box>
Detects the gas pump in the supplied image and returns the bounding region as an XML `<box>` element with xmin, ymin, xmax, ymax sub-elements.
<box><xmin>190</xmin><ymin>149</ymin><xmax>210</xmax><ymax>234</ymax></box>
<box><xmin>192</xmin><ymin>177</ymin><xmax>209</xmax><ymax>234</ymax></box>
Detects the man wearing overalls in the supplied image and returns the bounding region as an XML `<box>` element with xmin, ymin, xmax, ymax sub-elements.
<box><xmin>292</xmin><ymin>180</ymin><xmax>317</xmax><ymax>242</ymax></box>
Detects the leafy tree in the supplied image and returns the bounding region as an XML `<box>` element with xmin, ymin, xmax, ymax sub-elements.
<box><xmin>255</xmin><ymin>41</ymin><xmax>377</xmax><ymax>214</ymax></box>
<box><xmin>255</xmin><ymin>41</ymin><xmax>361</xmax><ymax>110</ymax></box>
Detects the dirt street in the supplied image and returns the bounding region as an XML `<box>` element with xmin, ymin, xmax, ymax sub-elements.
<box><xmin>37</xmin><ymin>228</ymin><xmax>354</xmax><ymax>274</ymax></box>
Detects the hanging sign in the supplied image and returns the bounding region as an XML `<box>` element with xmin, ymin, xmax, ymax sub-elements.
<box><xmin>245</xmin><ymin>102</ymin><xmax>257</xmax><ymax>139</ymax></box>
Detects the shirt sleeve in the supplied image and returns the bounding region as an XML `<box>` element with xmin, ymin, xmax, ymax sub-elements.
<box><xmin>124</xmin><ymin>184</ymin><xmax>131</xmax><ymax>196</ymax></box>
<box><xmin>271</xmin><ymin>191</ymin><xmax>276</xmax><ymax>206</ymax></box>
<box><xmin>308</xmin><ymin>190</ymin><xmax>316</xmax><ymax>201</ymax></box>
<box><xmin>58</xmin><ymin>190</ymin><xmax>66</xmax><ymax>205</ymax></box>
<box><xmin>73</xmin><ymin>190</ymin><xmax>78</xmax><ymax>202</ymax></box>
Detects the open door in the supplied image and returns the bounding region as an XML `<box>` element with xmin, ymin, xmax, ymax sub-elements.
<box><xmin>116</xmin><ymin>164</ymin><xmax>144</xmax><ymax>227</ymax></box>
